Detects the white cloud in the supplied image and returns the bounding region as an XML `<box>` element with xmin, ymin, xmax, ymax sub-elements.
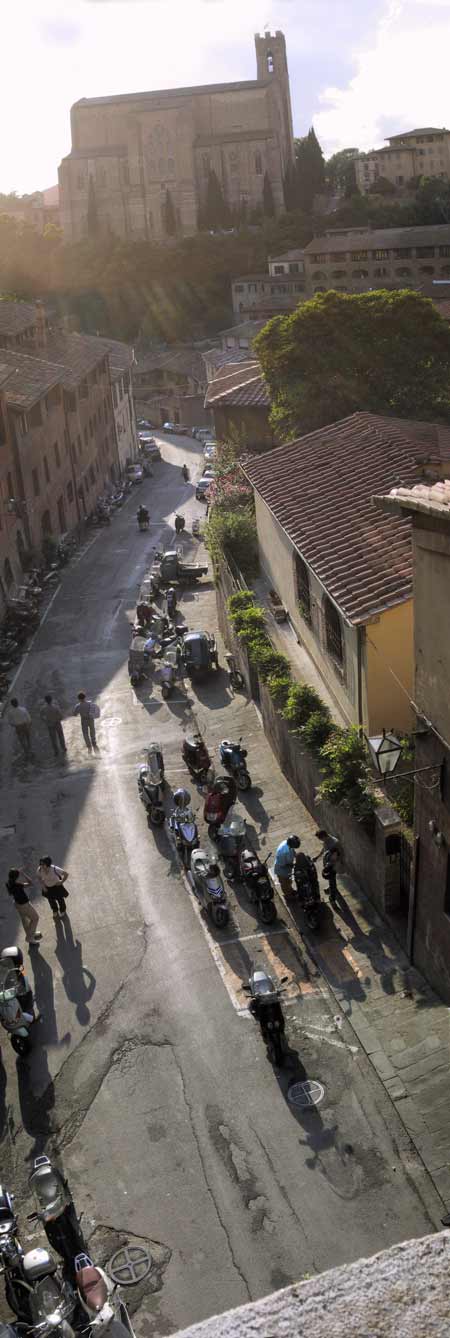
<box><xmin>314</xmin><ymin>0</ymin><xmax>450</xmax><ymax>154</ymax></box>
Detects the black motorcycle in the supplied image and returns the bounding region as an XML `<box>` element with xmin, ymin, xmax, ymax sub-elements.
<box><xmin>239</xmin><ymin>848</ymin><xmax>276</xmax><ymax>924</ymax></box>
<box><xmin>293</xmin><ymin>853</ymin><xmax>323</xmax><ymax>930</ymax></box>
<box><xmin>244</xmin><ymin>967</ymin><xmax>288</xmax><ymax>1067</ymax></box>
<box><xmin>137</xmin><ymin>743</ymin><xmax>165</xmax><ymax>825</ymax></box>
<box><xmin>182</xmin><ymin>733</ymin><xmax>213</xmax><ymax>783</ymax></box>
<box><xmin>28</xmin><ymin>1156</ymin><xmax>86</xmax><ymax>1276</ymax></box>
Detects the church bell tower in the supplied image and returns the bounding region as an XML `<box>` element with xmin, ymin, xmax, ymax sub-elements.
<box><xmin>254</xmin><ymin>30</ymin><xmax>295</xmax><ymax>164</ymax></box>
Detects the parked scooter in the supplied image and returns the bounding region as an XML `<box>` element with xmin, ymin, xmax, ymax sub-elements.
<box><xmin>219</xmin><ymin>738</ymin><xmax>251</xmax><ymax>791</ymax></box>
<box><xmin>189</xmin><ymin>851</ymin><xmax>229</xmax><ymax>927</ymax></box>
<box><xmin>243</xmin><ymin>967</ymin><xmax>288</xmax><ymax>1066</ymax></box>
<box><xmin>204</xmin><ymin>776</ymin><xmax>237</xmax><ymax>839</ymax></box>
<box><xmin>238</xmin><ymin>849</ymin><xmax>277</xmax><ymax>924</ymax></box>
<box><xmin>293</xmin><ymin>853</ymin><xmax>323</xmax><ymax>931</ymax></box>
<box><xmin>137</xmin><ymin>743</ymin><xmax>165</xmax><ymax>825</ymax></box>
<box><xmin>28</xmin><ymin>1156</ymin><xmax>86</xmax><ymax>1273</ymax></box>
<box><xmin>215</xmin><ymin>813</ymin><xmax>246</xmax><ymax>880</ymax></box>
<box><xmin>225</xmin><ymin>652</ymin><xmax>245</xmax><ymax>692</ymax></box>
<box><xmin>166</xmin><ymin>587</ymin><xmax>177</xmax><ymax>621</ymax></box>
<box><xmin>160</xmin><ymin>650</ymin><xmax>178</xmax><ymax>700</ymax></box>
<box><xmin>0</xmin><ymin>948</ymin><xmax>35</xmax><ymax>1056</ymax></box>
<box><xmin>0</xmin><ymin>1201</ymin><xmax>76</xmax><ymax>1335</ymax></box>
<box><xmin>182</xmin><ymin>733</ymin><xmax>213</xmax><ymax>784</ymax></box>
<box><xmin>174</xmin><ymin>514</ymin><xmax>185</xmax><ymax>535</ymax></box>
<box><xmin>75</xmin><ymin>1253</ymin><xmax>135</xmax><ymax>1337</ymax></box>
<box><xmin>169</xmin><ymin>796</ymin><xmax>199</xmax><ymax>868</ymax></box>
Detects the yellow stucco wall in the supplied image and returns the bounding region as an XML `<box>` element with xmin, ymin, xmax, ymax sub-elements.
<box><xmin>364</xmin><ymin>600</ymin><xmax>414</xmax><ymax>734</ymax></box>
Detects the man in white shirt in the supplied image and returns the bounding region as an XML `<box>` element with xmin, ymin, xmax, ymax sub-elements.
<box><xmin>37</xmin><ymin>856</ymin><xmax>69</xmax><ymax>917</ymax></box>
<box><xmin>9</xmin><ymin>698</ymin><xmax>32</xmax><ymax>756</ymax></box>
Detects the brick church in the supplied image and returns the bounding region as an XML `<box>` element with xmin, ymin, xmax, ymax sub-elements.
<box><xmin>59</xmin><ymin>31</ymin><xmax>294</xmax><ymax>242</ymax></box>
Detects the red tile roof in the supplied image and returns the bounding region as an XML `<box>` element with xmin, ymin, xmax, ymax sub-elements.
<box><xmin>242</xmin><ymin>413</ymin><xmax>450</xmax><ymax>624</ymax></box>
<box><xmin>205</xmin><ymin>360</ymin><xmax>270</xmax><ymax>409</ymax></box>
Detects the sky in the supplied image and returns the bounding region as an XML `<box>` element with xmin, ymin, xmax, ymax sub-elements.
<box><xmin>2</xmin><ymin>0</ymin><xmax>450</xmax><ymax>194</ymax></box>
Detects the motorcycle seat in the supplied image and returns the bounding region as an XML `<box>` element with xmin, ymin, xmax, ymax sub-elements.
<box><xmin>77</xmin><ymin>1266</ymin><xmax>108</xmax><ymax>1310</ymax></box>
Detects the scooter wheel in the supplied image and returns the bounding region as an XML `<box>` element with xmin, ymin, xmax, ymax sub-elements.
<box><xmin>11</xmin><ymin>1033</ymin><xmax>31</xmax><ymax>1057</ymax></box>
<box><xmin>161</xmin><ymin>686</ymin><xmax>171</xmax><ymax>699</ymax></box>
<box><xmin>212</xmin><ymin>906</ymin><xmax>229</xmax><ymax>928</ymax></box>
<box><xmin>260</xmin><ymin>900</ymin><xmax>277</xmax><ymax>925</ymax></box>
<box><xmin>150</xmin><ymin>809</ymin><xmax>165</xmax><ymax>827</ymax></box>
<box><xmin>237</xmin><ymin>771</ymin><xmax>251</xmax><ymax>791</ymax></box>
<box><xmin>223</xmin><ymin>861</ymin><xmax>236</xmax><ymax>881</ymax></box>
<box><xmin>207</xmin><ymin>823</ymin><xmax>219</xmax><ymax>842</ymax></box>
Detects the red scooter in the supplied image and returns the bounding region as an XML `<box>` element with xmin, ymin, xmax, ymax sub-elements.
<box><xmin>204</xmin><ymin>776</ymin><xmax>237</xmax><ymax>839</ymax></box>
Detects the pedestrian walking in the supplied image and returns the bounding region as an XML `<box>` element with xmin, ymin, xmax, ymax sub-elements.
<box><xmin>37</xmin><ymin>856</ymin><xmax>69</xmax><ymax>918</ymax></box>
<box><xmin>315</xmin><ymin>829</ymin><xmax>341</xmax><ymax>903</ymax></box>
<box><xmin>8</xmin><ymin>698</ymin><xmax>32</xmax><ymax>757</ymax></box>
<box><xmin>40</xmin><ymin>694</ymin><xmax>67</xmax><ymax>757</ymax></box>
<box><xmin>5</xmin><ymin>868</ymin><xmax>42</xmax><ymax>945</ymax></box>
<box><xmin>74</xmin><ymin>691</ymin><xmax>98</xmax><ymax>751</ymax></box>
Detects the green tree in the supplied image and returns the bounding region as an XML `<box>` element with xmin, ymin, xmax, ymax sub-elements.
<box><xmin>262</xmin><ymin>172</ymin><xmax>275</xmax><ymax>217</ymax></box>
<box><xmin>294</xmin><ymin>128</ymin><xmax>325</xmax><ymax>211</ymax></box>
<box><xmin>163</xmin><ymin>188</ymin><xmax>177</xmax><ymax>237</ymax></box>
<box><xmin>202</xmin><ymin>169</ymin><xmax>229</xmax><ymax>230</ymax></box>
<box><xmin>87</xmin><ymin>175</ymin><xmax>99</xmax><ymax>239</ymax></box>
<box><xmin>415</xmin><ymin>175</ymin><xmax>450</xmax><ymax>224</ymax></box>
<box><xmin>255</xmin><ymin>289</ymin><xmax>450</xmax><ymax>439</ymax></box>
<box><xmin>326</xmin><ymin>148</ymin><xmax>358</xmax><ymax>197</ymax></box>
<box><xmin>367</xmin><ymin>174</ymin><xmax>396</xmax><ymax>196</ymax></box>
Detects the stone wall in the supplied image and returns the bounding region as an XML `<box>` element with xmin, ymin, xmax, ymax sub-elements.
<box><xmin>216</xmin><ymin>561</ymin><xmax>404</xmax><ymax>916</ymax></box>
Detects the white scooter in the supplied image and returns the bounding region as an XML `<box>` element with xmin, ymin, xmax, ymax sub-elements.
<box><xmin>0</xmin><ymin>948</ymin><xmax>35</xmax><ymax>1056</ymax></box>
<box><xmin>74</xmin><ymin>1253</ymin><xmax>135</xmax><ymax>1337</ymax></box>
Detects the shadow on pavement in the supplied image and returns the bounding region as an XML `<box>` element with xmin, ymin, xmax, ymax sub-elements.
<box><xmin>54</xmin><ymin>917</ymin><xmax>96</xmax><ymax>1025</ymax></box>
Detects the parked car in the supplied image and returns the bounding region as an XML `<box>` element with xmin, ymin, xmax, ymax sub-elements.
<box><xmin>196</xmin><ymin>478</ymin><xmax>212</xmax><ymax>502</ymax></box>
<box><xmin>138</xmin><ymin>432</ymin><xmax>157</xmax><ymax>445</ymax></box>
<box><xmin>127</xmin><ymin>464</ymin><xmax>143</xmax><ymax>483</ymax></box>
<box><xmin>196</xmin><ymin>428</ymin><xmax>213</xmax><ymax>443</ymax></box>
<box><xmin>202</xmin><ymin>466</ymin><xmax>215</xmax><ymax>479</ymax></box>
<box><xmin>137</xmin><ymin>418</ymin><xmax>154</xmax><ymax>429</ymax></box>
<box><xmin>163</xmin><ymin>421</ymin><xmax>177</xmax><ymax>433</ymax></box>
<box><xmin>204</xmin><ymin>445</ymin><xmax>216</xmax><ymax>461</ymax></box>
<box><xmin>181</xmin><ymin>630</ymin><xmax>219</xmax><ymax>678</ymax></box>
<box><xmin>192</xmin><ymin>427</ymin><xmax>205</xmax><ymax>440</ymax></box>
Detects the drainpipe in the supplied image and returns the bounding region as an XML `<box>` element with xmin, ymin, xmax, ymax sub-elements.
<box><xmin>407</xmin><ymin>835</ymin><xmax>420</xmax><ymax>963</ymax></box>
<box><xmin>357</xmin><ymin>624</ymin><xmax>365</xmax><ymax>732</ymax></box>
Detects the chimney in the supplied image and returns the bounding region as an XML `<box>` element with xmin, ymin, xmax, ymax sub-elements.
<box><xmin>35</xmin><ymin>300</ymin><xmax>47</xmax><ymax>348</ymax></box>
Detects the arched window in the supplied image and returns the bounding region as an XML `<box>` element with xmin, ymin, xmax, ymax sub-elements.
<box><xmin>4</xmin><ymin>558</ymin><xmax>13</xmax><ymax>589</ymax></box>
<box><xmin>419</xmin><ymin>264</ymin><xmax>434</xmax><ymax>274</ymax></box>
<box><xmin>324</xmin><ymin>596</ymin><xmax>343</xmax><ymax>667</ymax></box>
<box><xmin>266</xmin><ymin>51</ymin><xmax>274</xmax><ymax>74</ymax></box>
<box><xmin>352</xmin><ymin>268</ymin><xmax>368</xmax><ymax>278</ymax></box>
<box><xmin>331</xmin><ymin>269</ymin><xmax>346</xmax><ymax>278</ymax></box>
<box><xmin>294</xmin><ymin>554</ymin><xmax>311</xmax><ymax>621</ymax></box>
<box><xmin>312</xmin><ymin>270</ymin><xmax>326</xmax><ymax>279</ymax></box>
<box><xmin>396</xmin><ymin>266</ymin><xmax>412</xmax><ymax>276</ymax></box>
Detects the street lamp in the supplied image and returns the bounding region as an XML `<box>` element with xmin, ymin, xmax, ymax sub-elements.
<box><xmin>367</xmin><ymin>730</ymin><xmax>402</xmax><ymax>777</ymax></box>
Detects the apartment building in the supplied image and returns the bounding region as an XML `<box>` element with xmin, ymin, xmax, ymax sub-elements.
<box><xmin>232</xmin><ymin>270</ymin><xmax>305</xmax><ymax>322</ymax></box>
<box><xmin>303</xmin><ymin>223</ymin><xmax>450</xmax><ymax>296</ymax></box>
<box><xmin>356</xmin><ymin>128</ymin><xmax>450</xmax><ymax>195</ymax></box>
<box><xmin>92</xmin><ymin>337</ymin><xmax>138</xmax><ymax>472</ymax></box>
<box><xmin>0</xmin><ymin>302</ymin><xmax>123</xmax><ymax>564</ymax></box>
<box><xmin>268</xmin><ymin>247</ymin><xmax>305</xmax><ymax>277</ymax></box>
<box><xmin>0</xmin><ymin>368</ymin><xmax>29</xmax><ymax>614</ymax></box>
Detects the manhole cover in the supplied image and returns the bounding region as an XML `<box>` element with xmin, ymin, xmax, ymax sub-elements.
<box><xmin>108</xmin><ymin>1244</ymin><xmax>152</xmax><ymax>1285</ymax></box>
<box><xmin>288</xmin><ymin>1080</ymin><xmax>324</xmax><ymax>1108</ymax></box>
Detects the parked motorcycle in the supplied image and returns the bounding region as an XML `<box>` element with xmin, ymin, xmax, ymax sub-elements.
<box><xmin>225</xmin><ymin>652</ymin><xmax>245</xmax><ymax>692</ymax></box>
<box><xmin>219</xmin><ymin>738</ymin><xmax>251</xmax><ymax>791</ymax></box>
<box><xmin>137</xmin><ymin>742</ymin><xmax>165</xmax><ymax>825</ymax></box>
<box><xmin>28</xmin><ymin>1156</ymin><xmax>86</xmax><ymax>1273</ymax></box>
<box><xmin>189</xmin><ymin>851</ymin><xmax>229</xmax><ymax>927</ymax></box>
<box><xmin>1</xmin><ymin>1221</ymin><xmax>75</xmax><ymax>1334</ymax></box>
<box><xmin>170</xmin><ymin>804</ymin><xmax>199</xmax><ymax>869</ymax></box>
<box><xmin>166</xmin><ymin>588</ymin><xmax>177</xmax><ymax>621</ymax></box>
<box><xmin>238</xmin><ymin>848</ymin><xmax>277</xmax><ymax>924</ymax></box>
<box><xmin>182</xmin><ymin>733</ymin><xmax>213</xmax><ymax>784</ymax></box>
<box><xmin>243</xmin><ymin>966</ymin><xmax>288</xmax><ymax>1066</ymax></box>
<box><xmin>204</xmin><ymin>776</ymin><xmax>237</xmax><ymax>839</ymax></box>
<box><xmin>160</xmin><ymin>651</ymin><xmax>178</xmax><ymax>700</ymax></box>
<box><xmin>75</xmin><ymin>1253</ymin><xmax>135</xmax><ymax>1337</ymax></box>
<box><xmin>215</xmin><ymin>813</ymin><xmax>246</xmax><ymax>880</ymax></box>
<box><xmin>0</xmin><ymin>948</ymin><xmax>35</xmax><ymax>1056</ymax></box>
<box><xmin>293</xmin><ymin>853</ymin><xmax>323</xmax><ymax>931</ymax></box>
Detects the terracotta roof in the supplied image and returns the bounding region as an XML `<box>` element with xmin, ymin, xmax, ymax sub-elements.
<box><xmin>205</xmin><ymin>360</ymin><xmax>270</xmax><ymax>409</ymax></box>
<box><xmin>0</xmin><ymin>349</ymin><xmax>62</xmax><ymax>409</ymax></box>
<box><xmin>40</xmin><ymin>332</ymin><xmax>109</xmax><ymax>390</ymax></box>
<box><xmin>85</xmin><ymin>335</ymin><xmax>135</xmax><ymax>380</ymax></box>
<box><xmin>73</xmin><ymin>80</ymin><xmax>263</xmax><ymax>111</ymax></box>
<box><xmin>0</xmin><ymin>301</ymin><xmax>37</xmax><ymax>336</ymax></box>
<box><xmin>132</xmin><ymin>346</ymin><xmax>206</xmax><ymax>386</ymax></box>
<box><xmin>242</xmin><ymin>413</ymin><xmax>450</xmax><ymax>624</ymax></box>
<box><xmin>304</xmin><ymin>224</ymin><xmax>450</xmax><ymax>255</ymax></box>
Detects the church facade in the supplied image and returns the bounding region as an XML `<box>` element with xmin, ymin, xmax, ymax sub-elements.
<box><xmin>59</xmin><ymin>32</ymin><xmax>294</xmax><ymax>242</ymax></box>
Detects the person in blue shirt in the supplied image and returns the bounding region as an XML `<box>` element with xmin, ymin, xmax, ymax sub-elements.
<box><xmin>273</xmin><ymin>835</ymin><xmax>301</xmax><ymax>893</ymax></box>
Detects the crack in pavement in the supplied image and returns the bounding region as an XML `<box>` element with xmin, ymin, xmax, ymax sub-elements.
<box><xmin>170</xmin><ymin>1047</ymin><xmax>252</xmax><ymax>1303</ymax></box>
<box><xmin>251</xmin><ymin>1123</ymin><xmax>319</xmax><ymax>1271</ymax></box>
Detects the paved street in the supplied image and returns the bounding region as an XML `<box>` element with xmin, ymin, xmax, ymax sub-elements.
<box><xmin>0</xmin><ymin>432</ymin><xmax>444</xmax><ymax>1335</ymax></box>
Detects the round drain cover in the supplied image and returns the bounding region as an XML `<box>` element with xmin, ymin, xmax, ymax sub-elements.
<box><xmin>288</xmin><ymin>1080</ymin><xmax>324</xmax><ymax>1108</ymax></box>
<box><xmin>109</xmin><ymin>1244</ymin><xmax>152</xmax><ymax>1286</ymax></box>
